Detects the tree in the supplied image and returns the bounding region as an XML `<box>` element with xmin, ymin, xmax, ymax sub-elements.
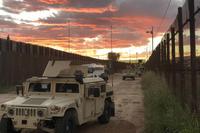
<box><xmin>7</xmin><ymin>35</ymin><xmax>10</xmax><ymax>41</ymax></box>
<box><xmin>107</xmin><ymin>52</ymin><xmax>120</xmax><ymax>62</ymax></box>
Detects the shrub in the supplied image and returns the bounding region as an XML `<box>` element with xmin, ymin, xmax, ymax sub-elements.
<box><xmin>142</xmin><ymin>72</ymin><xmax>200</xmax><ymax>133</ymax></box>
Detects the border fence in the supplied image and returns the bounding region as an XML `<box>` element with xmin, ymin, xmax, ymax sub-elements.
<box><xmin>0</xmin><ymin>38</ymin><xmax>127</xmax><ymax>85</ymax></box>
<box><xmin>146</xmin><ymin>0</ymin><xmax>200</xmax><ymax>113</ymax></box>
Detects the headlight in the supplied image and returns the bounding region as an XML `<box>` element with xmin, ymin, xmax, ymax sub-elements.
<box><xmin>1</xmin><ymin>104</ymin><xmax>6</xmax><ymax>111</ymax></box>
<box><xmin>49</xmin><ymin>106</ymin><xmax>61</xmax><ymax>114</ymax></box>
<box><xmin>37</xmin><ymin>110</ymin><xmax>44</xmax><ymax>117</ymax></box>
<box><xmin>8</xmin><ymin>109</ymin><xmax>14</xmax><ymax>116</ymax></box>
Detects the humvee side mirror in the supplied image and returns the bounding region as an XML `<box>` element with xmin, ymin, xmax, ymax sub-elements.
<box><xmin>93</xmin><ymin>88</ymin><xmax>100</xmax><ymax>97</ymax></box>
<box><xmin>16</xmin><ymin>85</ymin><xmax>24</xmax><ymax>96</ymax></box>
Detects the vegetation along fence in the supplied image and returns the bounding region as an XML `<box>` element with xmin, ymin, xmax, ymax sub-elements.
<box><xmin>0</xmin><ymin>38</ymin><xmax>127</xmax><ymax>85</ymax></box>
<box><xmin>146</xmin><ymin>0</ymin><xmax>200</xmax><ymax>113</ymax></box>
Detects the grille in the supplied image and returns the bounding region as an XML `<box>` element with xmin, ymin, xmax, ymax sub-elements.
<box><xmin>15</xmin><ymin>108</ymin><xmax>37</xmax><ymax>117</ymax></box>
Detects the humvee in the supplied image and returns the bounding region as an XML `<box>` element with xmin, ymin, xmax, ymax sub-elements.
<box><xmin>136</xmin><ymin>66</ymin><xmax>145</xmax><ymax>77</ymax></box>
<box><xmin>122</xmin><ymin>69</ymin><xmax>136</xmax><ymax>80</ymax></box>
<box><xmin>82</xmin><ymin>64</ymin><xmax>109</xmax><ymax>82</ymax></box>
<box><xmin>0</xmin><ymin>61</ymin><xmax>115</xmax><ymax>133</ymax></box>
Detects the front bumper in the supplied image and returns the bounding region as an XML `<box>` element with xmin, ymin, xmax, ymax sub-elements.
<box><xmin>3</xmin><ymin>106</ymin><xmax>49</xmax><ymax>129</ymax></box>
<box><xmin>12</xmin><ymin>117</ymin><xmax>41</xmax><ymax>129</ymax></box>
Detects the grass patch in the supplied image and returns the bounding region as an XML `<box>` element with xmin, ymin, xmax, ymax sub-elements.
<box><xmin>0</xmin><ymin>85</ymin><xmax>15</xmax><ymax>93</ymax></box>
<box><xmin>142</xmin><ymin>72</ymin><xmax>200</xmax><ymax>133</ymax></box>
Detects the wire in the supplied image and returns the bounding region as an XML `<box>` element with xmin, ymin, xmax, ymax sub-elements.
<box><xmin>156</xmin><ymin>0</ymin><xmax>172</xmax><ymax>34</ymax></box>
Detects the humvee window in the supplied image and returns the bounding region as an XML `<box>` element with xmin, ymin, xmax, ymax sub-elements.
<box><xmin>88</xmin><ymin>87</ymin><xmax>100</xmax><ymax>97</ymax></box>
<box><xmin>56</xmin><ymin>83</ymin><xmax>79</xmax><ymax>93</ymax></box>
<box><xmin>94</xmin><ymin>67</ymin><xmax>104</xmax><ymax>71</ymax></box>
<box><xmin>29</xmin><ymin>83</ymin><xmax>51</xmax><ymax>92</ymax></box>
<box><xmin>88</xmin><ymin>68</ymin><xmax>94</xmax><ymax>73</ymax></box>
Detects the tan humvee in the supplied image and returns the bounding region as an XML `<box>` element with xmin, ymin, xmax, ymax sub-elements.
<box><xmin>0</xmin><ymin>61</ymin><xmax>115</xmax><ymax>133</ymax></box>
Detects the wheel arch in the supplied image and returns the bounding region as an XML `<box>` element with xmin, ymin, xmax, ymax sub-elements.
<box><xmin>105</xmin><ymin>97</ymin><xmax>115</xmax><ymax>117</ymax></box>
<box><xmin>64</xmin><ymin>108</ymin><xmax>79</xmax><ymax>125</ymax></box>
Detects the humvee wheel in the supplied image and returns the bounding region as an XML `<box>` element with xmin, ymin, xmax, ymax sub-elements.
<box><xmin>0</xmin><ymin>118</ymin><xmax>16</xmax><ymax>133</ymax></box>
<box><xmin>55</xmin><ymin>111</ymin><xmax>76</xmax><ymax>133</ymax></box>
<box><xmin>122</xmin><ymin>77</ymin><xmax>126</xmax><ymax>80</ymax></box>
<box><xmin>98</xmin><ymin>100</ymin><xmax>111</xmax><ymax>124</ymax></box>
<box><xmin>132</xmin><ymin>77</ymin><xmax>135</xmax><ymax>80</ymax></box>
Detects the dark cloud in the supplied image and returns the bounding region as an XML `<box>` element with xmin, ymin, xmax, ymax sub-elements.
<box><xmin>67</xmin><ymin>0</ymin><xmax>113</xmax><ymax>8</ymax></box>
<box><xmin>0</xmin><ymin>0</ymin><xmax>185</xmax><ymax>56</ymax></box>
<box><xmin>115</xmin><ymin>0</ymin><xmax>183</xmax><ymax>17</ymax></box>
<box><xmin>3</xmin><ymin>0</ymin><xmax>47</xmax><ymax>12</ymax></box>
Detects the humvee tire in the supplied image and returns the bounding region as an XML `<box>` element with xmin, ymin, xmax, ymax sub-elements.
<box><xmin>55</xmin><ymin>110</ymin><xmax>76</xmax><ymax>133</ymax></box>
<box><xmin>122</xmin><ymin>77</ymin><xmax>126</xmax><ymax>80</ymax></box>
<box><xmin>98</xmin><ymin>101</ymin><xmax>111</xmax><ymax>124</ymax></box>
<box><xmin>0</xmin><ymin>118</ymin><xmax>16</xmax><ymax>133</ymax></box>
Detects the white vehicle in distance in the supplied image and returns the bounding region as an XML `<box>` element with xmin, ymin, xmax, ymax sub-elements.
<box><xmin>0</xmin><ymin>61</ymin><xmax>115</xmax><ymax>133</ymax></box>
<box><xmin>122</xmin><ymin>69</ymin><xmax>136</xmax><ymax>80</ymax></box>
<box><xmin>82</xmin><ymin>64</ymin><xmax>109</xmax><ymax>81</ymax></box>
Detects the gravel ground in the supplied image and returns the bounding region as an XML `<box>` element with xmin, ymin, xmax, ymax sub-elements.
<box><xmin>0</xmin><ymin>74</ymin><xmax>144</xmax><ymax>133</ymax></box>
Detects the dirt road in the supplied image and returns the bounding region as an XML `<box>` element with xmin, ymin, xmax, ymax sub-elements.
<box><xmin>0</xmin><ymin>74</ymin><xmax>144</xmax><ymax>133</ymax></box>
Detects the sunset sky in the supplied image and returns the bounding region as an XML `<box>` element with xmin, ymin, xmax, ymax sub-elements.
<box><xmin>0</xmin><ymin>0</ymin><xmax>185</xmax><ymax>60</ymax></box>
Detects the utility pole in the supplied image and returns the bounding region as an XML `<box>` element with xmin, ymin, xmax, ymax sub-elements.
<box><xmin>146</xmin><ymin>26</ymin><xmax>154</xmax><ymax>53</ymax></box>
<box><xmin>146</xmin><ymin>46</ymin><xmax>148</xmax><ymax>59</ymax></box>
<box><xmin>110</xmin><ymin>25</ymin><xmax>113</xmax><ymax>87</ymax></box>
<box><xmin>68</xmin><ymin>19</ymin><xmax>71</xmax><ymax>53</ymax></box>
<box><xmin>111</xmin><ymin>25</ymin><xmax>113</xmax><ymax>52</ymax></box>
<box><xmin>136</xmin><ymin>52</ymin><xmax>138</xmax><ymax>60</ymax></box>
<box><xmin>129</xmin><ymin>47</ymin><xmax>131</xmax><ymax>64</ymax></box>
<box><xmin>151</xmin><ymin>26</ymin><xmax>154</xmax><ymax>52</ymax></box>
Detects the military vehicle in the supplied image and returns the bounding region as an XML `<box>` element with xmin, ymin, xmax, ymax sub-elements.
<box><xmin>0</xmin><ymin>61</ymin><xmax>115</xmax><ymax>133</ymax></box>
<box><xmin>82</xmin><ymin>63</ymin><xmax>109</xmax><ymax>82</ymax></box>
<box><xmin>136</xmin><ymin>66</ymin><xmax>145</xmax><ymax>77</ymax></box>
<box><xmin>122</xmin><ymin>70</ymin><xmax>136</xmax><ymax>80</ymax></box>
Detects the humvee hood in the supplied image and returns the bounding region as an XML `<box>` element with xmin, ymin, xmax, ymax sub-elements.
<box><xmin>23</xmin><ymin>98</ymin><xmax>48</xmax><ymax>105</ymax></box>
<box><xmin>4</xmin><ymin>95</ymin><xmax>77</xmax><ymax>107</ymax></box>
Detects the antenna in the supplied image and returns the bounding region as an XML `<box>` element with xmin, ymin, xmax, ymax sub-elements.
<box><xmin>68</xmin><ymin>19</ymin><xmax>71</xmax><ymax>53</ymax></box>
<box><xmin>109</xmin><ymin>2</ymin><xmax>114</xmax><ymax>87</ymax></box>
<box><xmin>129</xmin><ymin>47</ymin><xmax>131</xmax><ymax>64</ymax></box>
<box><xmin>110</xmin><ymin>25</ymin><xmax>114</xmax><ymax>87</ymax></box>
<box><xmin>111</xmin><ymin>25</ymin><xmax>113</xmax><ymax>52</ymax></box>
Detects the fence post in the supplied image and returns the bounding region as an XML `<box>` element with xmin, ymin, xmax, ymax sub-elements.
<box><xmin>178</xmin><ymin>7</ymin><xmax>185</xmax><ymax>106</ymax></box>
<box><xmin>158</xmin><ymin>44</ymin><xmax>162</xmax><ymax>75</ymax></box>
<box><xmin>157</xmin><ymin>44</ymin><xmax>160</xmax><ymax>72</ymax></box>
<box><xmin>0</xmin><ymin>39</ymin><xmax>2</xmax><ymax>84</ymax></box>
<box><xmin>188</xmin><ymin>0</ymin><xmax>197</xmax><ymax>112</ymax></box>
<box><xmin>163</xmin><ymin>40</ymin><xmax>167</xmax><ymax>76</ymax></box>
<box><xmin>166</xmin><ymin>33</ymin><xmax>170</xmax><ymax>84</ymax></box>
<box><xmin>171</xmin><ymin>27</ymin><xmax>176</xmax><ymax>94</ymax></box>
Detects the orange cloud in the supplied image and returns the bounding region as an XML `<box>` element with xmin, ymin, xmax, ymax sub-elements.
<box><xmin>55</xmin><ymin>4</ymin><xmax>117</xmax><ymax>14</ymax></box>
<box><xmin>39</xmin><ymin>0</ymin><xmax>68</xmax><ymax>4</ymax></box>
<box><xmin>40</xmin><ymin>22</ymin><xmax>97</xmax><ymax>28</ymax></box>
<box><xmin>0</xmin><ymin>0</ymin><xmax>178</xmax><ymax>60</ymax></box>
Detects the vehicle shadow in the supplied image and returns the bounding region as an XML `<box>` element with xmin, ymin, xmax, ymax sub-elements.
<box><xmin>76</xmin><ymin>120</ymin><xmax>136</xmax><ymax>133</ymax></box>
<box><xmin>21</xmin><ymin>120</ymin><xmax>136</xmax><ymax>133</ymax></box>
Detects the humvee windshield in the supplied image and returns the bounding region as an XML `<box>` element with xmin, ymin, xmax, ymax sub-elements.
<box><xmin>88</xmin><ymin>67</ymin><xmax>104</xmax><ymax>73</ymax></box>
<box><xmin>56</xmin><ymin>83</ymin><xmax>79</xmax><ymax>93</ymax></box>
<box><xmin>29</xmin><ymin>83</ymin><xmax>51</xmax><ymax>92</ymax></box>
<box><xmin>94</xmin><ymin>67</ymin><xmax>104</xmax><ymax>71</ymax></box>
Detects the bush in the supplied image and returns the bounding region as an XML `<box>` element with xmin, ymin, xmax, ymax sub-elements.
<box><xmin>142</xmin><ymin>72</ymin><xmax>200</xmax><ymax>133</ymax></box>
